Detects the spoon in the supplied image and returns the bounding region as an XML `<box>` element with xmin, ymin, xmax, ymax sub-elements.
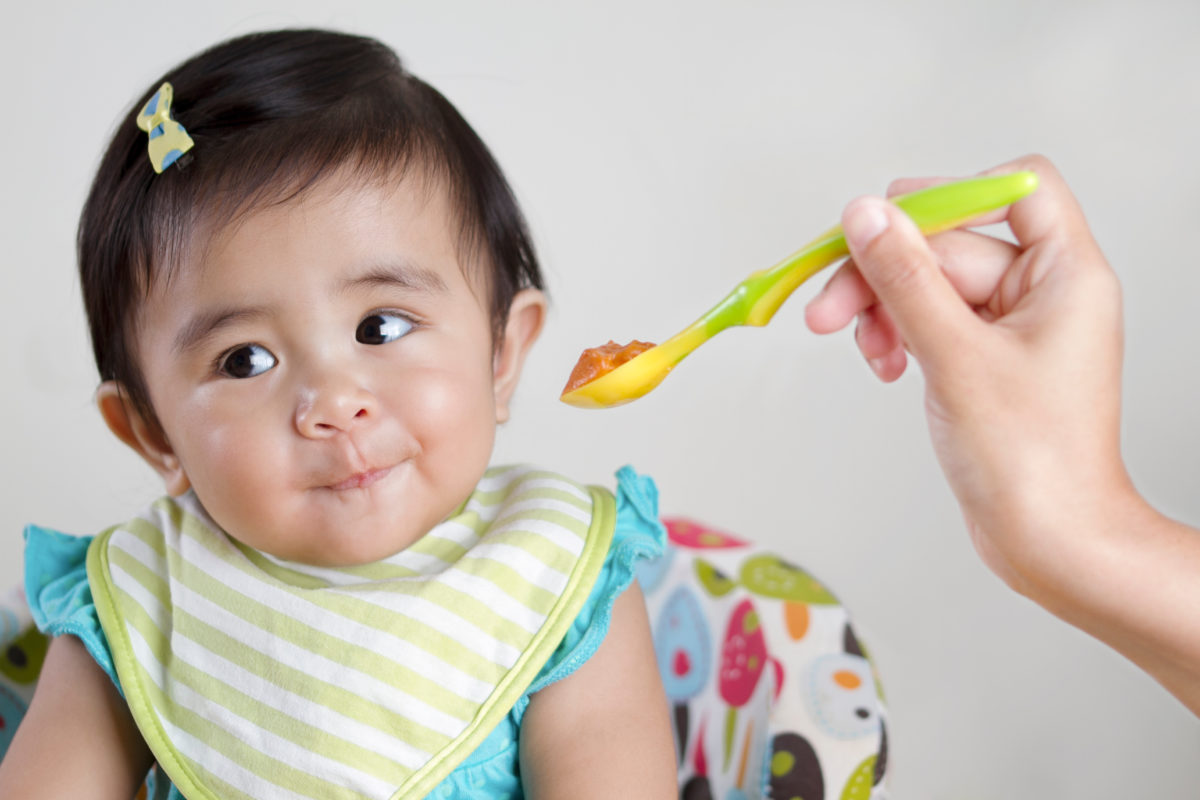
<box><xmin>560</xmin><ymin>171</ymin><xmax>1039</xmax><ymax>409</ymax></box>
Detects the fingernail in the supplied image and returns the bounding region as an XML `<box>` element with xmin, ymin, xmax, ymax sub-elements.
<box><xmin>844</xmin><ymin>199</ymin><xmax>890</xmax><ymax>250</ymax></box>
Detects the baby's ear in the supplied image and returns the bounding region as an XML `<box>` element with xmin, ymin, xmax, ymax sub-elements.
<box><xmin>493</xmin><ymin>288</ymin><xmax>547</xmax><ymax>423</ymax></box>
<box><xmin>95</xmin><ymin>382</ymin><xmax>191</xmax><ymax>496</ymax></box>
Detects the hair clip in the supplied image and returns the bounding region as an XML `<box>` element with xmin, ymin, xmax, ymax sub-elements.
<box><xmin>135</xmin><ymin>82</ymin><xmax>195</xmax><ymax>173</ymax></box>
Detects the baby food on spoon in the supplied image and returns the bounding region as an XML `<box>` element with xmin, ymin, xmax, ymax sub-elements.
<box><xmin>562</xmin><ymin>340</ymin><xmax>657</xmax><ymax>395</ymax></box>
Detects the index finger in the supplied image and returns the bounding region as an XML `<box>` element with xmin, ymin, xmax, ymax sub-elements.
<box><xmin>884</xmin><ymin>155</ymin><xmax>1094</xmax><ymax>250</ymax></box>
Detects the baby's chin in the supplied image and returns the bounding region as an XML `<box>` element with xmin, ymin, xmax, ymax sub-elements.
<box><xmin>249</xmin><ymin>505</ymin><xmax>461</xmax><ymax>568</ymax></box>
<box><xmin>193</xmin><ymin>460</ymin><xmax>483</xmax><ymax>567</ymax></box>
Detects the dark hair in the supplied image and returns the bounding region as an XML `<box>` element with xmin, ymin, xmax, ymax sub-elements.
<box><xmin>79</xmin><ymin>28</ymin><xmax>543</xmax><ymax>427</ymax></box>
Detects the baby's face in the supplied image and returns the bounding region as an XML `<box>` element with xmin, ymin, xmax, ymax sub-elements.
<box><xmin>131</xmin><ymin>173</ymin><xmax>505</xmax><ymax>565</ymax></box>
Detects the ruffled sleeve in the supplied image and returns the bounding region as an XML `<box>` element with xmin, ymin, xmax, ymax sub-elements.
<box><xmin>23</xmin><ymin>525</ymin><xmax>120</xmax><ymax>691</ymax></box>
<box><xmin>518</xmin><ymin>465</ymin><xmax>666</xmax><ymax>707</ymax></box>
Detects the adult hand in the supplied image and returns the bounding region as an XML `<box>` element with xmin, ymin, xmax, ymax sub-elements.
<box><xmin>806</xmin><ymin>154</ymin><xmax>1128</xmax><ymax>589</ymax></box>
<box><xmin>806</xmin><ymin>154</ymin><xmax>1200</xmax><ymax>714</ymax></box>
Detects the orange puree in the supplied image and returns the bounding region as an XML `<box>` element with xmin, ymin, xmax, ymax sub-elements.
<box><xmin>562</xmin><ymin>340</ymin><xmax>657</xmax><ymax>394</ymax></box>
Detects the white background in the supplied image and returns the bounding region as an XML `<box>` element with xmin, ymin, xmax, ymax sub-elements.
<box><xmin>3</xmin><ymin>1</ymin><xmax>1199</xmax><ymax>797</ymax></box>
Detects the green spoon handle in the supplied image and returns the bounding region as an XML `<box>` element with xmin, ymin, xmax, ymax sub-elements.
<box><xmin>692</xmin><ymin>171</ymin><xmax>1039</xmax><ymax>339</ymax></box>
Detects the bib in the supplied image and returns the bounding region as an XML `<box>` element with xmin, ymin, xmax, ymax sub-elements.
<box><xmin>87</xmin><ymin>465</ymin><xmax>616</xmax><ymax>800</ymax></box>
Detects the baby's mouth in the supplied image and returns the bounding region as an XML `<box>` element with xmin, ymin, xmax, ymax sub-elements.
<box><xmin>327</xmin><ymin>466</ymin><xmax>392</xmax><ymax>491</ymax></box>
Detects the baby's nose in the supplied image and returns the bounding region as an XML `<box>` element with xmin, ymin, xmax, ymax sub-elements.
<box><xmin>294</xmin><ymin>376</ymin><xmax>377</xmax><ymax>438</ymax></box>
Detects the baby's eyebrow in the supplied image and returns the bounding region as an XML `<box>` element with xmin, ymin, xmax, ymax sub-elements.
<box><xmin>338</xmin><ymin>261</ymin><xmax>448</xmax><ymax>295</ymax></box>
<box><xmin>173</xmin><ymin>307</ymin><xmax>270</xmax><ymax>357</ymax></box>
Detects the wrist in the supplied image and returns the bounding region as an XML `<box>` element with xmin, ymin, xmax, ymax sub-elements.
<box><xmin>953</xmin><ymin>441</ymin><xmax>1134</xmax><ymax>600</ymax></box>
<box><xmin>1006</xmin><ymin>474</ymin><xmax>1149</xmax><ymax>611</ymax></box>
<box><xmin>1002</xmin><ymin>473</ymin><xmax>1200</xmax><ymax>665</ymax></box>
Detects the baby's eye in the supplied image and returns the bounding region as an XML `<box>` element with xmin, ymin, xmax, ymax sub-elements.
<box><xmin>219</xmin><ymin>344</ymin><xmax>277</xmax><ymax>379</ymax></box>
<box><xmin>357</xmin><ymin>312</ymin><xmax>414</xmax><ymax>345</ymax></box>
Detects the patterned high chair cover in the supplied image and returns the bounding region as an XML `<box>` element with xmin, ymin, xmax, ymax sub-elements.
<box><xmin>641</xmin><ymin>519</ymin><xmax>889</xmax><ymax>800</ymax></box>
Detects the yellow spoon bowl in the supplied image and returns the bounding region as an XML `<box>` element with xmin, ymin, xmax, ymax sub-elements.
<box><xmin>560</xmin><ymin>171</ymin><xmax>1039</xmax><ymax>409</ymax></box>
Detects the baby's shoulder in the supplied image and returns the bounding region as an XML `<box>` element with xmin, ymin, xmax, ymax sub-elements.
<box><xmin>22</xmin><ymin>524</ymin><xmax>118</xmax><ymax>689</ymax></box>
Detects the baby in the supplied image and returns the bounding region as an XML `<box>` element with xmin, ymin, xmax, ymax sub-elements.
<box><xmin>0</xmin><ymin>29</ymin><xmax>675</xmax><ymax>799</ymax></box>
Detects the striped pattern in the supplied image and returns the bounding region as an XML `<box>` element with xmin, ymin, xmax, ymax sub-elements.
<box><xmin>90</xmin><ymin>466</ymin><xmax>607</xmax><ymax>800</ymax></box>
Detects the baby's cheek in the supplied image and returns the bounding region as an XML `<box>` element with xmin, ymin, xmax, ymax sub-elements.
<box><xmin>185</xmin><ymin>427</ymin><xmax>287</xmax><ymax>526</ymax></box>
<box><xmin>403</xmin><ymin>364</ymin><xmax>493</xmax><ymax>428</ymax></box>
<box><xmin>408</xmin><ymin>367</ymin><xmax>495</xmax><ymax>464</ymax></box>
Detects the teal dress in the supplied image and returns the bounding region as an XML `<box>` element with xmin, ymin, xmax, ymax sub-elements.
<box><xmin>24</xmin><ymin>466</ymin><xmax>665</xmax><ymax>800</ymax></box>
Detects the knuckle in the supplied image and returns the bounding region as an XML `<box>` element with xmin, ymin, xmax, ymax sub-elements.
<box><xmin>1079</xmin><ymin>261</ymin><xmax>1123</xmax><ymax>308</ymax></box>
<box><xmin>1018</xmin><ymin>152</ymin><xmax>1054</xmax><ymax>173</ymax></box>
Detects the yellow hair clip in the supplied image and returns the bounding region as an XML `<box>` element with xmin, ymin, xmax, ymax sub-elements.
<box><xmin>135</xmin><ymin>82</ymin><xmax>194</xmax><ymax>173</ymax></box>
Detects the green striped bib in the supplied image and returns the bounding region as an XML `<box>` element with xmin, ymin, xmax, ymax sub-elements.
<box><xmin>87</xmin><ymin>465</ymin><xmax>616</xmax><ymax>800</ymax></box>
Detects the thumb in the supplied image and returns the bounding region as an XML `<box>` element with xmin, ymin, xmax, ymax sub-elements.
<box><xmin>842</xmin><ymin>196</ymin><xmax>980</xmax><ymax>372</ymax></box>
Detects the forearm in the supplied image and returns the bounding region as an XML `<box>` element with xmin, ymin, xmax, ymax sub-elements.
<box><xmin>1013</xmin><ymin>483</ymin><xmax>1200</xmax><ymax>714</ymax></box>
